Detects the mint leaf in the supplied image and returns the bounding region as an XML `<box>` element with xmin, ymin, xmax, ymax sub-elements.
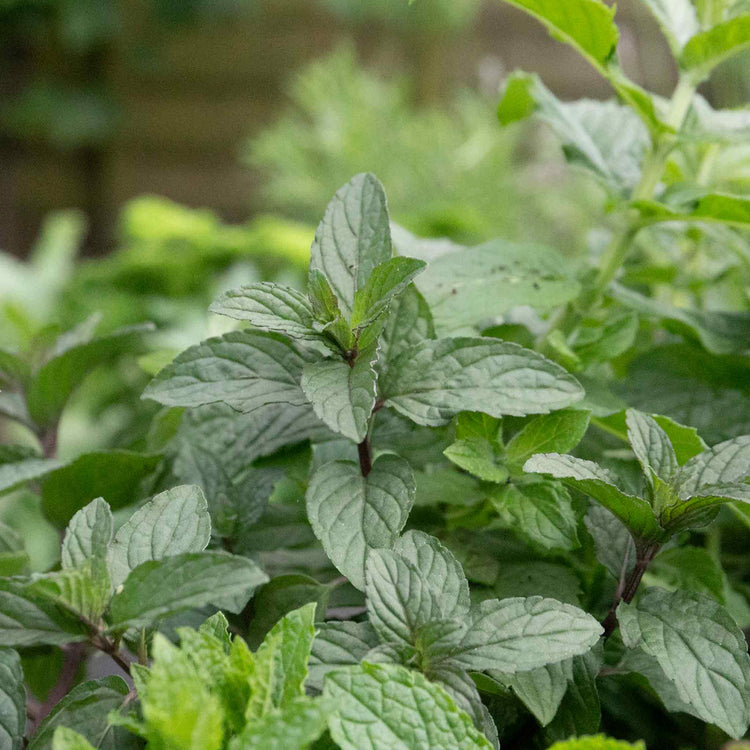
<box><xmin>0</xmin><ymin>648</ymin><xmax>24</xmax><ymax>750</ymax></box>
<box><xmin>490</xmin><ymin>481</ymin><xmax>580</xmax><ymax>551</ymax></box>
<box><xmin>61</xmin><ymin>498</ymin><xmax>113</xmax><ymax>570</ymax></box>
<box><xmin>41</xmin><ymin>450</ymin><xmax>162</xmax><ymax>527</ymax></box>
<box><xmin>675</xmin><ymin>434</ymin><xmax>750</xmax><ymax>496</ymax></box>
<box><xmin>307</xmin><ymin>269</ymin><xmax>342</xmax><ymax>322</ymax></box>
<box><xmin>625</xmin><ymin>409</ymin><xmax>678</xmax><ymax>484</ymax></box>
<box><xmin>309</xmin><ymin>621</ymin><xmax>381</xmax><ymax>687</ymax></box>
<box><xmin>306</xmin><ymin>455</ymin><xmax>414</xmax><ymax>590</ymax></box>
<box><xmin>246</xmin><ymin>602</ymin><xmax>316</xmax><ymax>718</ymax></box>
<box><xmin>229</xmin><ymin>697</ymin><xmax>330</xmax><ymax>750</ymax></box>
<box><xmin>584</xmin><ymin>504</ymin><xmax>636</xmax><ymax>579</ymax></box>
<box><xmin>210</xmin><ymin>283</ymin><xmax>318</xmax><ymax>340</ymax></box>
<box><xmin>444</xmin><ymin>438</ymin><xmax>508</xmax><ymax>483</ymax></box>
<box><xmin>350</xmin><ymin>256</ymin><xmax>426</xmax><ymax>329</ymax></box>
<box><xmin>505</xmin><ymin>410</ymin><xmax>590</xmax><ymax>468</ymax></box>
<box><xmin>0</xmin><ymin>579</ymin><xmax>89</xmax><ymax>646</ymax></box>
<box><xmin>27</xmin><ymin>322</ymin><xmax>153</xmax><ymax>427</ymax></box>
<box><xmin>29</xmin><ymin>561</ymin><xmax>110</xmax><ymax>622</ymax></box>
<box><xmin>301</xmin><ymin>349</ymin><xmax>377</xmax><ymax>442</ymax></box>
<box><xmin>51</xmin><ymin>728</ymin><xmax>96</xmax><ymax>750</ymax></box>
<box><xmin>680</xmin><ymin>14</ymin><xmax>750</xmax><ymax>77</ymax></box>
<box><xmin>0</xmin><ymin>523</ymin><xmax>29</xmax><ymax>577</ymax></box>
<box><xmin>324</xmin><ymin>662</ymin><xmax>493</xmax><ymax>749</ymax></box>
<box><xmin>499</xmin><ymin>0</ymin><xmax>618</xmax><ymax>67</ymax></box>
<box><xmin>618</xmin><ymin>588</ymin><xmax>750</xmax><ymax>738</ymax></box>
<box><xmin>28</xmin><ymin>676</ymin><xmax>131</xmax><ymax>750</ymax></box>
<box><xmin>108</xmin><ymin>551</ymin><xmax>268</xmax><ymax>629</ymax></box>
<box><xmin>547</xmin><ymin>738</ymin><xmax>644</xmax><ymax>750</ymax></box>
<box><xmin>394</xmin><ymin>531</ymin><xmax>470</xmax><ymax>621</ymax></box>
<box><xmin>524</xmin><ymin>453</ymin><xmax>663</xmax><ymax>541</ymax></box>
<box><xmin>310</xmin><ymin>173</ymin><xmax>392</xmax><ymax>318</ymax></box>
<box><xmin>379</xmin><ymin>284</ymin><xmax>435</xmax><ymax>370</ymax></box>
<box><xmin>652</xmin><ymin>415</ymin><xmax>707</xmax><ymax>464</ymax></box>
<box><xmin>143</xmin><ymin>330</ymin><xmax>316</xmax><ymax>412</ymax></box>
<box><xmin>107</xmin><ymin>485</ymin><xmax>211</xmax><ymax>590</ymax></box>
<box><xmin>0</xmin><ymin>452</ymin><xmax>62</xmax><ymax>496</ymax></box>
<box><xmin>452</xmin><ymin>597</ymin><xmax>602</xmax><ymax>672</ymax></box>
<box><xmin>382</xmin><ymin>338</ymin><xmax>584</xmax><ymax>427</ymax></box>
<box><xmin>489</xmin><ymin>660</ymin><xmax>570</xmax><ymax>726</ymax></box>
<box><xmin>416</xmin><ymin>239</ymin><xmax>579</xmax><ymax>333</ymax></box>
<box><xmin>498</xmin><ymin>73</ymin><xmax>649</xmax><ymax>195</ymax></box>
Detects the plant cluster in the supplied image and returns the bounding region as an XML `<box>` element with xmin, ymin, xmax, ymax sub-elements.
<box><xmin>0</xmin><ymin>0</ymin><xmax>749</xmax><ymax>748</ymax></box>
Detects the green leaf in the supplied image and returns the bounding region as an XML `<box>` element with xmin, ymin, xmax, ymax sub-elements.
<box><xmin>382</xmin><ymin>338</ymin><xmax>584</xmax><ymax>427</ymax></box>
<box><xmin>351</xmin><ymin>256</ymin><xmax>426</xmax><ymax>329</ymax></box>
<box><xmin>660</xmin><ymin>480</ymin><xmax>750</xmax><ymax>531</ymax></box>
<box><xmin>306</xmin><ymin>455</ymin><xmax>414</xmax><ymax>590</ymax></box>
<box><xmin>452</xmin><ymin>596</ymin><xmax>602</xmax><ymax>673</ymax></box>
<box><xmin>497</xmin><ymin>0</ymin><xmax>618</xmax><ymax>67</ymax></box>
<box><xmin>0</xmin><ymin>648</ymin><xmax>24</xmax><ymax>750</ymax></box>
<box><xmin>613</xmin><ymin>282</ymin><xmax>750</xmax><ymax>355</ymax></box>
<box><xmin>635</xmin><ymin>192</ymin><xmax>750</xmax><ymax>229</ymax></box>
<box><xmin>0</xmin><ymin>453</ymin><xmax>62</xmax><ymax>496</ymax></box>
<box><xmin>494</xmin><ymin>562</ymin><xmax>582</xmax><ymax>605</ymax></box>
<box><xmin>301</xmin><ymin>349</ymin><xmax>377</xmax><ymax>442</ymax></box>
<box><xmin>324</xmin><ymin>662</ymin><xmax>493</xmax><ymax>749</ymax></box>
<box><xmin>675</xmin><ymin>435</ymin><xmax>750</xmax><ymax>496</ymax></box>
<box><xmin>246</xmin><ymin>603</ymin><xmax>317</xmax><ymax>718</ymax></box>
<box><xmin>625</xmin><ymin>409</ymin><xmax>678</xmax><ymax>484</ymax></box>
<box><xmin>647</xmin><ymin>546</ymin><xmax>726</xmax><ymax>603</ymax></box>
<box><xmin>209</xmin><ymin>283</ymin><xmax>318</xmax><ymax>340</ymax></box>
<box><xmin>309</xmin><ymin>621</ymin><xmax>381</xmax><ymax>687</ymax></box>
<box><xmin>0</xmin><ymin>579</ymin><xmax>89</xmax><ymax>647</ymax></box>
<box><xmin>489</xmin><ymin>659</ymin><xmax>570</xmax><ymax>726</ymax></box>
<box><xmin>584</xmin><ymin>504</ymin><xmax>635</xmax><ymax>579</ymax></box>
<box><xmin>52</xmin><ymin>728</ymin><xmax>96</xmax><ymax>750</ymax></box>
<box><xmin>443</xmin><ymin>413</ymin><xmax>506</xmax><ymax>481</ymax></box>
<box><xmin>490</xmin><ymin>481</ymin><xmax>580</xmax><ymax>551</ymax></box>
<box><xmin>505</xmin><ymin>410</ymin><xmax>590</xmax><ymax>468</ymax></box>
<box><xmin>41</xmin><ymin>450</ymin><xmax>162</xmax><ymax>528</ymax></box>
<box><xmin>680</xmin><ymin>14</ymin><xmax>750</xmax><ymax>77</ymax></box>
<box><xmin>0</xmin><ymin>349</ymin><xmax>29</xmax><ymax>389</ymax></box>
<box><xmin>572</xmin><ymin>312</ymin><xmax>639</xmax><ymax>367</ymax></box>
<box><xmin>310</xmin><ymin>173</ymin><xmax>392</xmax><ymax>318</ymax></box>
<box><xmin>543</xmin><ymin>648</ymin><xmax>602</xmax><ymax>742</ymax></box>
<box><xmin>29</xmin><ymin>560</ymin><xmax>110</xmax><ymax>622</ymax></box>
<box><xmin>618</xmin><ymin>588</ymin><xmax>750</xmax><ymax>738</ymax></box>
<box><xmin>143</xmin><ymin>330</ymin><xmax>316</xmax><ymax>412</ymax></box>
<box><xmin>307</xmin><ymin>269</ymin><xmax>342</xmax><ymax>322</ymax></box>
<box><xmin>523</xmin><ymin>453</ymin><xmax>663</xmax><ymax>541</ymax></box>
<box><xmin>28</xmin><ymin>676</ymin><xmax>131</xmax><ymax>750</ymax></box>
<box><xmin>640</xmin><ymin>0</ymin><xmax>699</xmax><ymax>52</ymax></box>
<box><xmin>498</xmin><ymin>73</ymin><xmax>650</xmax><ymax>195</ymax></box>
<box><xmin>228</xmin><ymin>697</ymin><xmax>330</xmax><ymax>750</ymax></box>
<box><xmin>378</xmin><ymin>284</ymin><xmax>435</xmax><ymax>370</ymax></box>
<box><xmin>27</xmin><ymin>322</ymin><xmax>153</xmax><ymax>427</ymax></box>
<box><xmin>245</xmin><ymin>574</ymin><xmax>330</xmax><ymax>647</ymax></box>
<box><xmin>416</xmin><ymin>239</ymin><xmax>580</xmax><ymax>333</ymax></box>
<box><xmin>394</xmin><ymin>531</ymin><xmax>471</xmax><ymax>620</ymax></box>
<box><xmin>61</xmin><ymin>498</ymin><xmax>113</xmax><ymax>570</ymax></box>
<box><xmin>0</xmin><ymin>523</ymin><xmax>29</xmax><ymax>577</ymax></box>
<box><xmin>107</xmin><ymin>485</ymin><xmax>211</xmax><ymax>590</ymax></box>
<box><xmin>108</xmin><ymin>551</ymin><xmax>268</xmax><ymax>630</ymax></box>
<box><xmin>651</xmin><ymin>415</ymin><xmax>707</xmax><ymax>464</ymax></box>
<box><xmin>547</xmin><ymin>738</ymin><xmax>644</xmax><ymax>750</ymax></box>
<box><xmin>365</xmin><ymin>544</ymin><xmax>466</xmax><ymax>648</ymax></box>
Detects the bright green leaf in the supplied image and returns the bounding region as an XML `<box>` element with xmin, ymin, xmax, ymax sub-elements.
<box><xmin>324</xmin><ymin>662</ymin><xmax>493</xmax><ymax>749</ymax></box>
<box><xmin>680</xmin><ymin>14</ymin><xmax>750</xmax><ymax>77</ymax></box>
<box><xmin>505</xmin><ymin>410</ymin><xmax>590</xmax><ymax>468</ymax></box>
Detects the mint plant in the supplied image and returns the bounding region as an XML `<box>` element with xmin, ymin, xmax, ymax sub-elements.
<box><xmin>1</xmin><ymin>0</ymin><xmax>749</xmax><ymax>740</ymax></box>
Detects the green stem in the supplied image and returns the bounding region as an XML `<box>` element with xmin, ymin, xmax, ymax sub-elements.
<box><xmin>544</xmin><ymin>74</ymin><xmax>697</xmax><ymax>346</ymax></box>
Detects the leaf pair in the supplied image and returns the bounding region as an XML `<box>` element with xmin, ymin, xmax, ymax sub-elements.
<box><xmin>312</xmin><ymin>530</ymin><xmax>603</xmax><ymax>743</ymax></box>
<box><xmin>0</xmin><ymin>487</ymin><xmax>267</xmax><ymax>647</ymax></box>
<box><xmin>526</xmin><ymin>410</ymin><xmax>750</xmax><ymax>542</ymax></box>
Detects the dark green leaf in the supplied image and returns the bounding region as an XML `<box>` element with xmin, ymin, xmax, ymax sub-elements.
<box><xmin>0</xmin><ymin>648</ymin><xmax>24</xmax><ymax>750</ymax></box>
